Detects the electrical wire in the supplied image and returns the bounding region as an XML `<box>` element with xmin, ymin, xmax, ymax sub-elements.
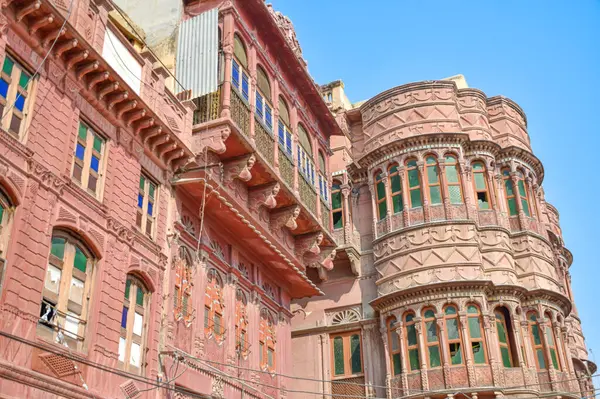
<box><xmin>110</xmin><ymin>4</ymin><xmax>188</xmax><ymax>93</ymax></box>
<box><xmin>1</xmin><ymin>0</ymin><xmax>74</xmax><ymax>122</ymax></box>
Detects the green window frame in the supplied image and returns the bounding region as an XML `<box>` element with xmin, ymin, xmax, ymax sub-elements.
<box><xmin>495</xmin><ymin>309</ymin><xmax>514</xmax><ymax>367</ymax></box>
<box><xmin>444</xmin><ymin>305</ymin><xmax>463</xmax><ymax>365</ymax></box>
<box><xmin>405</xmin><ymin>159</ymin><xmax>422</xmax><ymax>208</ymax></box>
<box><xmin>331</xmin><ymin>182</ymin><xmax>344</xmax><ymax>230</ymax></box>
<box><xmin>425</xmin><ymin>156</ymin><xmax>442</xmax><ymax>205</ymax></box>
<box><xmin>388</xmin><ymin>317</ymin><xmax>402</xmax><ymax>375</ymax></box>
<box><xmin>388</xmin><ymin>164</ymin><xmax>403</xmax><ymax>214</ymax></box>
<box><xmin>467</xmin><ymin>305</ymin><xmax>487</xmax><ymax>364</ymax></box>
<box><xmin>331</xmin><ymin>331</ymin><xmax>363</xmax><ymax>378</ymax></box>
<box><xmin>423</xmin><ymin>309</ymin><xmax>441</xmax><ymax>368</ymax></box>
<box><xmin>405</xmin><ymin>313</ymin><xmax>420</xmax><ymax>371</ymax></box>
<box><xmin>374</xmin><ymin>172</ymin><xmax>387</xmax><ymax>220</ymax></box>
<box><xmin>445</xmin><ymin>155</ymin><xmax>463</xmax><ymax>204</ymax></box>
<box><xmin>472</xmin><ymin>162</ymin><xmax>492</xmax><ymax>210</ymax></box>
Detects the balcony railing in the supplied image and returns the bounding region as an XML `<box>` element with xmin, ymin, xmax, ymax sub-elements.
<box><xmin>193</xmin><ymin>86</ymin><xmax>221</xmax><ymax>125</ymax></box>
<box><xmin>299</xmin><ymin>175</ymin><xmax>317</xmax><ymax>216</ymax></box>
<box><xmin>231</xmin><ymin>89</ymin><xmax>250</xmax><ymax>136</ymax></box>
<box><xmin>254</xmin><ymin>116</ymin><xmax>274</xmax><ymax>165</ymax></box>
<box><xmin>278</xmin><ymin>150</ymin><xmax>294</xmax><ymax>189</ymax></box>
<box><xmin>331</xmin><ymin>376</ymin><xmax>365</xmax><ymax>399</ymax></box>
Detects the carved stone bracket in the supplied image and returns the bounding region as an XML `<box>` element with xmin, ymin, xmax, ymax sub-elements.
<box><xmin>106</xmin><ymin>216</ymin><xmax>135</xmax><ymax>245</ymax></box>
<box><xmin>270</xmin><ymin>205</ymin><xmax>300</xmax><ymax>232</ymax></box>
<box><xmin>26</xmin><ymin>158</ymin><xmax>66</xmax><ymax>195</ymax></box>
<box><xmin>223</xmin><ymin>153</ymin><xmax>256</xmax><ymax>188</ymax></box>
<box><xmin>306</xmin><ymin>246</ymin><xmax>336</xmax><ymax>282</ymax></box>
<box><xmin>193</xmin><ymin>124</ymin><xmax>230</xmax><ymax>155</ymax></box>
<box><xmin>248</xmin><ymin>182</ymin><xmax>280</xmax><ymax>212</ymax></box>
<box><xmin>295</xmin><ymin>231</ymin><xmax>323</xmax><ymax>258</ymax></box>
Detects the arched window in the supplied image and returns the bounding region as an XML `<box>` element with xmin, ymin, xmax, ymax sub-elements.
<box><xmin>232</xmin><ymin>33</ymin><xmax>249</xmax><ymax>101</ymax></box>
<box><xmin>472</xmin><ymin>162</ymin><xmax>492</xmax><ymax>210</ymax></box>
<box><xmin>331</xmin><ymin>331</ymin><xmax>363</xmax><ymax>377</ymax></box>
<box><xmin>119</xmin><ymin>275</ymin><xmax>149</xmax><ymax>373</ymax></box>
<box><xmin>174</xmin><ymin>247</ymin><xmax>193</xmax><ymax>322</ymax></box>
<box><xmin>444</xmin><ymin>305</ymin><xmax>463</xmax><ymax>365</ymax></box>
<box><xmin>278</xmin><ymin>97</ymin><xmax>292</xmax><ymax>157</ymax></box>
<box><xmin>423</xmin><ymin>308</ymin><xmax>441</xmax><ymax>368</ymax></box>
<box><xmin>425</xmin><ymin>156</ymin><xmax>442</xmax><ymax>205</ymax></box>
<box><xmin>502</xmin><ymin>168</ymin><xmax>531</xmax><ymax>217</ymax></box>
<box><xmin>544</xmin><ymin>312</ymin><xmax>561</xmax><ymax>370</ymax></box>
<box><xmin>374</xmin><ymin>171</ymin><xmax>387</xmax><ymax>220</ymax></box>
<box><xmin>528</xmin><ymin>311</ymin><xmax>547</xmax><ymax>369</ymax></box>
<box><xmin>204</xmin><ymin>268</ymin><xmax>224</xmax><ymax>338</ymax></box>
<box><xmin>332</xmin><ymin>181</ymin><xmax>343</xmax><ymax>229</ymax></box>
<box><xmin>467</xmin><ymin>305</ymin><xmax>487</xmax><ymax>364</ymax></box>
<box><xmin>318</xmin><ymin>151</ymin><xmax>328</xmax><ymax>201</ymax></box>
<box><xmin>445</xmin><ymin>155</ymin><xmax>463</xmax><ymax>204</ymax></box>
<box><xmin>388</xmin><ymin>317</ymin><xmax>402</xmax><ymax>375</ymax></box>
<box><xmin>260</xmin><ymin>310</ymin><xmax>277</xmax><ymax>372</ymax></box>
<box><xmin>297</xmin><ymin>124</ymin><xmax>315</xmax><ymax>185</ymax></box>
<box><xmin>39</xmin><ymin>231</ymin><xmax>96</xmax><ymax>350</ymax></box>
<box><xmin>235</xmin><ymin>289</ymin><xmax>249</xmax><ymax>356</ymax></box>
<box><xmin>388</xmin><ymin>164</ymin><xmax>403</xmax><ymax>214</ymax></box>
<box><xmin>0</xmin><ymin>189</ymin><xmax>14</xmax><ymax>262</ymax></box>
<box><xmin>405</xmin><ymin>159</ymin><xmax>422</xmax><ymax>208</ymax></box>
<box><xmin>404</xmin><ymin>312</ymin><xmax>420</xmax><ymax>370</ymax></box>
<box><xmin>495</xmin><ymin>307</ymin><xmax>518</xmax><ymax>368</ymax></box>
<box><xmin>255</xmin><ymin>65</ymin><xmax>273</xmax><ymax>131</ymax></box>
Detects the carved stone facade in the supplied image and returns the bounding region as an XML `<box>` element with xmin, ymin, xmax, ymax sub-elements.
<box><xmin>291</xmin><ymin>78</ymin><xmax>596</xmax><ymax>399</ymax></box>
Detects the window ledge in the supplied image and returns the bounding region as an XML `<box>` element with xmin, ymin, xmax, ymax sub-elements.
<box><xmin>63</xmin><ymin>178</ymin><xmax>107</xmax><ymax>215</ymax></box>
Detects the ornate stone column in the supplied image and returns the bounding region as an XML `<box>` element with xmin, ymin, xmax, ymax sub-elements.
<box><xmin>418</xmin><ymin>161</ymin><xmax>430</xmax><ymax>223</ymax></box>
<box><xmin>461</xmin><ymin>161</ymin><xmax>475</xmax><ymax>221</ymax></box>
<box><xmin>220</xmin><ymin>12</ymin><xmax>235</xmax><ymax>118</ymax></box>
<box><xmin>290</xmin><ymin>103</ymin><xmax>299</xmax><ymax>196</ymax></box>
<box><xmin>436</xmin><ymin>315</ymin><xmax>451</xmax><ymax>387</ymax></box>
<box><xmin>438</xmin><ymin>162</ymin><xmax>451</xmax><ymax>220</ymax></box>
<box><xmin>380</xmin><ymin>171</ymin><xmax>390</xmax><ymax>235</ymax></box>
<box><xmin>397</xmin><ymin>164</ymin><xmax>410</xmax><ymax>228</ymax></box>
<box><xmin>368</xmin><ymin>176</ymin><xmax>379</xmax><ymax>239</ymax></box>
<box><xmin>484</xmin><ymin>313</ymin><xmax>502</xmax><ymax>386</ymax></box>
<box><xmin>538</xmin><ymin>318</ymin><xmax>557</xmax><ymax>390</ymax></box>
<box><xmin>341</xmin><ymin>184</ymin><xmax>351</xmax><ymax>242</ymax></box>
<box><xmin>459</xmin><ymin>312</ymin><xmax>476</xmax><ymax>386</ymax></box>
<box><xmin>510</xmin><ymin>317</ymin><xmax>528</xmax><ymax>385</ymax></box>
<box><xmin>519</xmin><ymin>320</ymin><xmax>538</xmax><ymax>387</ymax></box>
<box><xmin>396</xmin><ymin>321</ymin><xmax>410</xmax><ymax>396</ymax></box>
<box><xmin>414</xmin><ymin>317</ymin><xmax>429</xmax><ymax>391</ymax></box>
<box><xmin>248</xmin><ymin>45</ymin><xmax>257</xmax><ymax>145</ymax></box>
<box><xmin>380</xmin><ymin>325</ymin><xmax>392</xmax><ymax>399</ymax></box>
<box><xmin>493</xmin><ymin>171</ymin><xmax>508</xmax><ymax>229</ymax></box>
<box><xmin>510</xmin><ymin>173</ymin><xmax>527</xmax><ymax>231</ymax></box>
<box><xmin>272</xmin><ymin>80</ymin><xmax>281</xmax><ymax>173</ymax></box>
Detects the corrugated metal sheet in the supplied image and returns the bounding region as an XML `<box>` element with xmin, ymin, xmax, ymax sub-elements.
<box><xmin>176</xmin><ymin>8</ymin><xmax>219</xmax><ymax>98</ymax></box>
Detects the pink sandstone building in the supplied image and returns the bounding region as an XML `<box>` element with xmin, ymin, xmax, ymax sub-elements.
<box><xmin>0</xmin><ymin>0</ymin><xmax>594</xmax><ymax>399</ymax></box>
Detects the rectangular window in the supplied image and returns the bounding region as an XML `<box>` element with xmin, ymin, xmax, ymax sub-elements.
<box><xmin>279</xmin><ymin>121</ymin><xmax>293</xmax><ymax>157</ymax></box>
<box><xmin>136</xmin><ymin>173</ymin><xmax>158</xmax><ymax>238</ymax></box>
<box><xmin>72</xmin><ymin>121</ymin><xmax>105</xmax><ymax>198</ymax></box>
<box><xmin>330</xmin><ymin>332</ymin><xmax>363</xmax><ymax>378</ymax></box>
<box><xmin>0</xmin><ymin>55</ymin><xmax>35</xmax><ymax>139</ymax></box>
<box><xmin>318</xmin><ymin>174</ymin><xmax>329</xmax><ymax>202</ymax></box>
<box><xmin>254</xmin><ymin>89</ymin><xmax>273</xmax><ymax>133</ymax></box>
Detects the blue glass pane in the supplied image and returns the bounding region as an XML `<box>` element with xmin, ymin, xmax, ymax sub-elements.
<box><xmin>278</xmin><ymin>122</ymin><xmax>285</xmax><ymax>146</ymax></box>
<box><xmin>265</xmin><ymin>105</ymin><xmax>272</xmax><ymax>129</ymax></box>
<box><xmin>232</xmin><ymin>60</ymin><xmax>240</xmax><ymax>88</ymax></box>
<box><xmin>121</xmin><ymin>306</ymin><xmax>128</xmax><ymax>328</ymax></box>
<box><xmin>242</xmin><ymin>73</ymin><xmax>249</xmax><ymax>100</ymax></box>
<box><xmin>90</xmin><ymin>155</ymin><xmax>99</xmax><ymax>172</ymax></box>
<box><xmin>75</xmin><ymin>143</ymin><xmax>85</xmax><ymax>160</ymax></box>
<box><xmin>0</xmin><ymin>79</ymin><xmax>8</xmax><ymax>98</ymax></box>
<box><xmin>286</xmin><ymin>134</ymin><xmax>292</xmax><ymax>154</ymax></box>
<box><xmin>255</xmin><ymin>92</ymin><xmax>263</xmax><ymax>118</ymax></box>
<box><xmin>14</xmin><ymin>95</ymin><xmax>24</xmax><ymax>112</ymax></box>
<box><xmin>147</xmin><ymin>201</ymin><xmax>153</xmax><ymax>216</ymax></box>
<box><xmin>137</xmin><ymin>194</ymin><xmax>143</xmax><ymax>208</ymax></box>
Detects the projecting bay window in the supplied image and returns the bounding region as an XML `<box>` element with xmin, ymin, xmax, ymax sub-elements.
<box><xmin>0</xmin><ymin>55</ymin><xmax>34</xmax><ymax>139</ymax></box>
<box><xmin>467</xmin><ymin>305</ymin><xmax>487</xmax><ymax>364</ymax></box>
<box><xmin>495</xmin><ymin>307</ymin><xmax>516</xmax><ymax>368</ymax></box>
<box><xmin>137</xmin><ymin>173</ymin><xmax>158</xmax><ymax>238</ymax></box>
<box><xmin>39</xmin><ymin>232</ymin><xmax>95</xmax><ymax>351</ymax></box>
<box><xmin>404</xmin><ymin>313</ymin><xmax>420</xmax><ymax>371</ymax></box>
<box><xmin>528</xmin><ymin>312</ymin><xmax>547</xmax><ymax>369</ymax></box>
<box><xmin>331</xmin><ymin>331</ymin><xmax>363</xmax><ymax>378</ymax></box>
<box><xmin>388</xmin><ymin>317</ymin><xmax>402</xmax><ymax>375</ymax></box>
<box><xmin>388</xmin><ymin>164</ymin><xmax>403</xmax><ymax>213</ymax></box>
<box><xmin>331</xmin><ymin>182</ymin><xmax>344</xmax><ymax>230</ymax></box>
<box><xmin>445</xmin><ymin>155</ymin><xmax>463</xmax><ymax>204</ymax></box>
<box><xmin>255</xmin><ymin>65</ymin><xmax>273</xmax><ymax>131</ymax></box>
<box><xmin>205</xmin><ymin>268</ymin><xmax>224</xmax><ymax>339</ymax></box>
<box><xmin>405</xmin><ymin>159</ymin><xmax>422</xmax><ymax>208</ymax></box>
<box><xmin>472</xmin><ymin>162</ymin><xmax>492</xmax><ymax>210</ymax></box>
<box><xmin>119</xmin><ymin>276</ymin><xmax>149</xmax><ymax>373</ymax></box>
<box><xmin>374</xmin><ymin>171</ymin><xmax>387</xmax><ymax>220</ymax></box>
<box><xmin>72</xmin><ymin>121</ymin><xmax>106</xmax><ymax>198</ymax></box>
<box><xmin>444</xmin><ymin>305</ymin><xmax>463</xmax><ymax>365</ymax></box>
<box><xmin>423</xmin><ymin>309</ymin><xmax>441</xmax><ymax>368</ymax></box>
<box><xmin>318</xmin><ymin>152</ymin><xmax>329</xmax><ymax>202</ymax></box>
<box><xmin>544</xmin><ymin>313</ymin><xmax>561</xmax><ymax>370</ymax></box>
<box><xmin>425</xmin><ymin>156</ymin><xmax>442</xmax><ymax>205</ymax></box>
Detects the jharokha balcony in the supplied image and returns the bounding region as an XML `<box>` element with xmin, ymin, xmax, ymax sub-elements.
<box><xmin>173</xmin><ymin>24</ymin><xmax>342</xmax><ymax>293</ymax></box>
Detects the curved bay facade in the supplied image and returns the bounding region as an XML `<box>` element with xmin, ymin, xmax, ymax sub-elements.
<box><xmin>291</xmin><ymin>79</ymin><xmax>595</xmax><ymax>399</ymax></box>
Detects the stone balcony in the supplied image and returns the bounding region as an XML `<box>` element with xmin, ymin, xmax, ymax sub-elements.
<box><xmin>174</xmin><ymin>86</ymin><xmax>337</xmax><ymax>296</ymax></box>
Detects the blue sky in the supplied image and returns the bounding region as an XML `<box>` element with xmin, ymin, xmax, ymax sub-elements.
<box><xmin>271</xmin><ymin>0</ymin><xmax>600</xmax><ymax>373</ymax></box>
